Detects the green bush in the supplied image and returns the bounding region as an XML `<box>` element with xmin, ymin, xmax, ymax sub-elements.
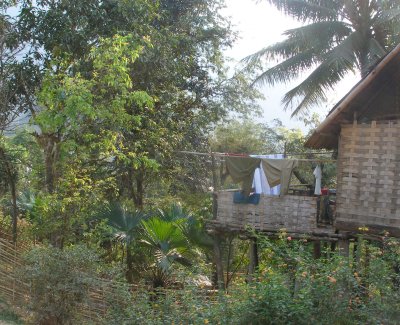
<box><xmin>21</xmin><ymin>245</ymin><xmax>103</xmax><ymax>325</ymax></box>
<box><xmin>0</xmin><ymin>298</ymin><xmax>24</xmax><ymax>325</ymax></box>
<box><xmin>19</xmin><ymin>234</ymin><xmax>400</xmax><ymax>325</ymax></box>
<box><xmin>109</xmin><ymin>235</ymin><xmax>400</xmax><ymax>325</ymax></box>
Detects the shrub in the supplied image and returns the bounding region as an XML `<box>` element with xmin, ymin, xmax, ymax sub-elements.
<box><xmin>21</xmin><ymin>245</ymin><xmax>101</xmax><ymax>325</ymax></box>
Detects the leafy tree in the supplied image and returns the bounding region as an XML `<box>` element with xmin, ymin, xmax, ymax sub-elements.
<box><xmin>113</xmin><ymin>0</ymin><xmax>262</xmax><ymax>208</ymax></box>
<box><xmin>13</xmin><ymin>0</ymin><xmax>261</xmax><ymax>210</ymax></box>
<box><xmin>0</xmin><ymin>141</ymin><xmax>18</xmax><ymax>242</ymax></box>
<box><xmin>0</xmin><ymin>2</ymin><xmax>29</xmax><ymax>132</ymax></box>
<box><xmin>210</xmin><ymin>120</ymin><xmax>274</xmax><ymax>155</ymax></box>
<box><xmin>245</xmin><ymin>0</ymin><xmax>400</xmax><ymax>116</ymax></box>
<box><xmin>29</xmin><ymin>34</ymin><xmax>154</xmax><ymax>246</ymax></box>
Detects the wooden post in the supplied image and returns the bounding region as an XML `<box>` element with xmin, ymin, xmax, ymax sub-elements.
<box><xmin>355</xmin><ymin>236</ymin><xmax>362</xmax><ymax>269</ymax></box>
<box><xmin>211</xmin><ymin>153</ymin><xmax>225</xmax><ymax>290</ymax></box>
<box><xmin>247</xmin><ymin>238</ymin><xmax>259</xmax><ymax>281</ymax></box>
<box><xmin>213</xmin><ymin>235</ymin><xmax>225</xmax><ymax>290</ymax></box>
<box><xmin>313</xmin><ymin>241</ymin><xmax>321</xmax><ymax>259</ymax></box>
<box><xmin>338</xmin><ymin>239</ymin><xmax>350</xmax><ymax>257</ymax></box>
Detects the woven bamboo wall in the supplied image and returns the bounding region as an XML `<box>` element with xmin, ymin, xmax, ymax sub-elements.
<box><xmin>336</xmin><ymin>121</ymin><xmax>400</xmax><ymax>236</ymax></box>
<box><xmin>0</xmin><ymin>235</ymin><xmax>29</xmax><ymax>306</ymax></box>
<box><xmin>214</xmin><ymin>191</ymin><xmax>334</xmax><ymax>235</ymax></box>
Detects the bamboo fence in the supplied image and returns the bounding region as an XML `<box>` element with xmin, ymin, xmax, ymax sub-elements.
<box><xmin>0</xmin><ymin>234</ymin><xmax>30</xmax><ymax>307</ymax></box>
<box><xmin>0</xmin><ymin>229</ymin><xmax>125</xmax><ymax>323</ymax></box>
<box><xmin>0</xmin><ymin>229</ymin><xmax>218</xmax><ymax>324</ymax></box>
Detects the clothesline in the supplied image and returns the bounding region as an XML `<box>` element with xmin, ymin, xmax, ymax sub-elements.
<box><xmin>177</xmin><ymin>151</ymin><xmax>336</xmax><ymax>163</ymax></box>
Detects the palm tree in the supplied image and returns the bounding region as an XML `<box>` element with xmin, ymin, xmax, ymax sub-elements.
<box><xmin>245</xmin><ymin>0</ymin><xmax>400</xmax><ymax>116</ymax></box>
<box><xmin>140</xmin><ymin>216</ymin><xmax>193</xmax><ymax>288</ymax></box>
<box><xmin>157</xmin><ymin>203</ymin><xmax>214</xmax><ymax>252</ymax></box>
<box><xmin>97</xmin><ymin>202</ymin><xmax>147</xmax><ymax>283</ymax></box>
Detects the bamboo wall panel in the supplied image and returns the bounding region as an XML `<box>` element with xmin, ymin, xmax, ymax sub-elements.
<box><xmin>215</xmin><ymin>191</ymin><xmax>334</xmax><ymax>235</ymax></box>
<box><xmin>336</xmin><ymin>121</ymin><xmax>400</xmax><ymax>236</ymax></box>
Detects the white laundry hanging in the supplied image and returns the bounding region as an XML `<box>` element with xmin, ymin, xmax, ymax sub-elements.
<box><xmin>251</xmin><ymin>154</ymin><xmax>283</xmax><ymax>195</ymax></box>
<box><xmin>313</xmin><ymin>164</ymin><xmax>322</xmax><ymax>195</ymax></box>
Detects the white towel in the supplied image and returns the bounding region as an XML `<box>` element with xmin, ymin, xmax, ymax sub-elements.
<box><xmin>251</xmin><ymin>154</ymin><xmax>283</xmax><ymax>195</ymax></box>
<box><xmin>313</xmin><ymin>165</ymin><xmax>322</xmax><ymax>195</ymax></box>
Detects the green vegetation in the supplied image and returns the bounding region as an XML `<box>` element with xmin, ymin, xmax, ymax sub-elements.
<box><xmin>102</xmin><ymin>234</ymin><xmax>400</xmax><ymax>324</ymax></box>
<box><xmin>0</xmin><ymin>299</ymin><xmax>24</xmax><ymax>325</ymax></box>
<box><xmin>0</xmin><ymin>1</ymin><xmax>399</xmax><ymax>324</ymax></box>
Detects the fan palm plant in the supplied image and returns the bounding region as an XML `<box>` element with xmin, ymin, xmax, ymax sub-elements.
<box><xmin>157</xmin><ymin>203</ymin><xmax>214</xmax><ymax>251</ymax></box>
<box><xmin>97</xmin><ymin>202</ymin><xmax>147</xmax><ymax>282</ymax></box>
<box><xmin>140</xmin><ymin>216</ymin><xmax>193</xmax><ymax>288</ymax></box>
<box><xmin>245</xmin><ymin>0</ymin><xmax>400</xmax><ymax>116</ymax></box>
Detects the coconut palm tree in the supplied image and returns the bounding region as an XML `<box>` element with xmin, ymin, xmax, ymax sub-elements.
<box><xmin>245</xmin><ymin>0</ymin><xmax>400</xmax><ymax>116</ymax></box>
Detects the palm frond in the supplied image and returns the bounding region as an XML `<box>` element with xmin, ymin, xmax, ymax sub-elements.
<box><xmin>282</xmin><ymin>20</ymin><xmax>351</xmax><ymax>49</ymax></box>
<box><xmin>140</xmin><ymin>216</ymin><xmax>193</xmax><ymax>274</ymax></box>
<box><xmin>267</xmin><ymin>0</ymin><xmax>341</xmax><ymax>22</ymax></box>
<box><xmin>141</xmin><ymin>217</ymin><xmax>189</xmax><ymax>249</ymax></box>
<box><xmin>243</xmin><ymin>21</ymin><xmax>351</xmax><ymax>76</ymax></box>
<box><xmin>252</xmin><ymin>50</ymin><xmax>316</xmax><ymax>86</ymax></box>
<box><xmin>365</xmin><ymin>38</ymin><xmax>388</xmax><ymax>70</ymax></box>
<box><xmin>245</xmin><ymin>0</ymin><xmax>398</xmax><ymax>117</ymax></box>
<box><xmin>157</xmin><ymin>203</ymin><xmax>192</xmax><ymax>222</ymax></box>
<box><xmin>377</xmin><ymin>7</ymin><xmax>400</xmax><ymax>24</ymax></box>
<box><xmin>17</xmin><ymin>190</ymin><xmax>36</xmax><ymax>213</ymax></box>
<box><xmin>283</xmin><ymin>31</ymin><xmax>361</xmax><ymax>115</ymax></box>
<box><xmin>95</xmin><ymin>202</ymin><xmax>147</xmax><ymax>244</ymax></box>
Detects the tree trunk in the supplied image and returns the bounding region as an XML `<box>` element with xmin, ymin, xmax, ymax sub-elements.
<box><xmin>0</xmin><ymin>146</ymin><xmax>18</xmax><ymax>243</ymax></box>
<box><xmin>134</xmin><ymin>173</ymin><xmax>144</xmax><ymax>210</ymax></box>
<box><xmin>213</xmin><ymin>235</ymin><xmax>225</xmax><ymax>290</ymax></box>
<box><xmin>247</xmin><ymin>237</ymin><xmax>259</xmax><ymax>282</ymax></box>
<box><xmin>36</xmin><ymin>134</ymin><xmax>62</xmax><ymax>247</ymax></box>
<box><xmin>37</xmin><ymin>134</ymin><xmax>60</xmax><ymax>194</ymax></box>
<box><xmin>10</xmin><ymin>178</ymin><xmax>17</xmax><ymax>244</ymax></box>
<box><xmin>126</xmin><ymin>246</ymin><xmax>134</xmax><ymax>283</ymax></box>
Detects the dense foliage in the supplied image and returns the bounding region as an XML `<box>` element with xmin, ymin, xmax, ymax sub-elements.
<box><xmin>104</xmin><ymin>234</ymin><xmax>400</xmax><ymax>324</ymax></box>
<box><xmin>17</xmin><ymin>232</ymin><xmax>400</xmax><ymax>324</ymax></box>
<box><xmin>0</xmin><ymin>1</ymin><xmax>399</xmax><ymax>325</ymax></box>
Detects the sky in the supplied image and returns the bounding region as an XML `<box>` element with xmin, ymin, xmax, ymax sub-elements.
<box><xmin>222</xmin><ymin>0</ymin><xmax>360</xmax><ymax>130</ymax></box>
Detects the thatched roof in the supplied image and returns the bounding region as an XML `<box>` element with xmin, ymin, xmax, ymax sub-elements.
<box><xmin>305</xmin><ymin>44</ymin><xmax>400</xmax><ymax>149</ymax></box>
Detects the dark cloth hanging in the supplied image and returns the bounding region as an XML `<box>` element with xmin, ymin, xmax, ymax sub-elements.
<box><xmin>225</xmin><ymin>156</ymin><xmax>261</xmax><ymax>196</ymax></box>
<box><xmin>261</xmin><ymin>159</ymin><xmax>299</xmax><ymax>195</ymax></box>
<box><xmin>233</xmin><ymin>191</ymin><xmax>260</xmax><ymax>204</ymax></box>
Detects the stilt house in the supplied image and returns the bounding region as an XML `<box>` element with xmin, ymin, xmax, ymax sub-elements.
<box><xmin>306</xmin><ymin>44</ymin><xmax>400</xmax><ymax>238</ymax></box>
<box><xmin>211</xmin><ymin>44</ymin><xmax>400</xmax><ymax>240</ymax></box>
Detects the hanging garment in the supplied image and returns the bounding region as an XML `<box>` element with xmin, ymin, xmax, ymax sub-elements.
<box><xmin>261</xmin><ymin>159</ymin><xmax>299</xmax><ymax>195</ymax></box>
<box><xmin>313</xmin><ymin>164</ymin><xmax>322</xmax><ymax>195</ymax></box>
<box><xmin>225</xmin><ymin>156</ymin><xmax>261</xmax><ymax>196</ymax></box>
<box><xmin>233</xmin><ymin>191</ymin><xmax>260</xmax><ymax>204</ymax></box>
<box><xmin>252</xmin><ymin>167</ymin><xmax>265</xmax><ymax>194</ymax></box>
<box><xmin>251</xmin><ymin>154</ymin><xmax>283</xmax><ymax>195</ymax></box>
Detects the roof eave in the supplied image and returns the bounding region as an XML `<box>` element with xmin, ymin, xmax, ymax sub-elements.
<box><xmin>305</xmin><ymin>43</ymin><xmax>400</xmax><ymax>149</ymax></box>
